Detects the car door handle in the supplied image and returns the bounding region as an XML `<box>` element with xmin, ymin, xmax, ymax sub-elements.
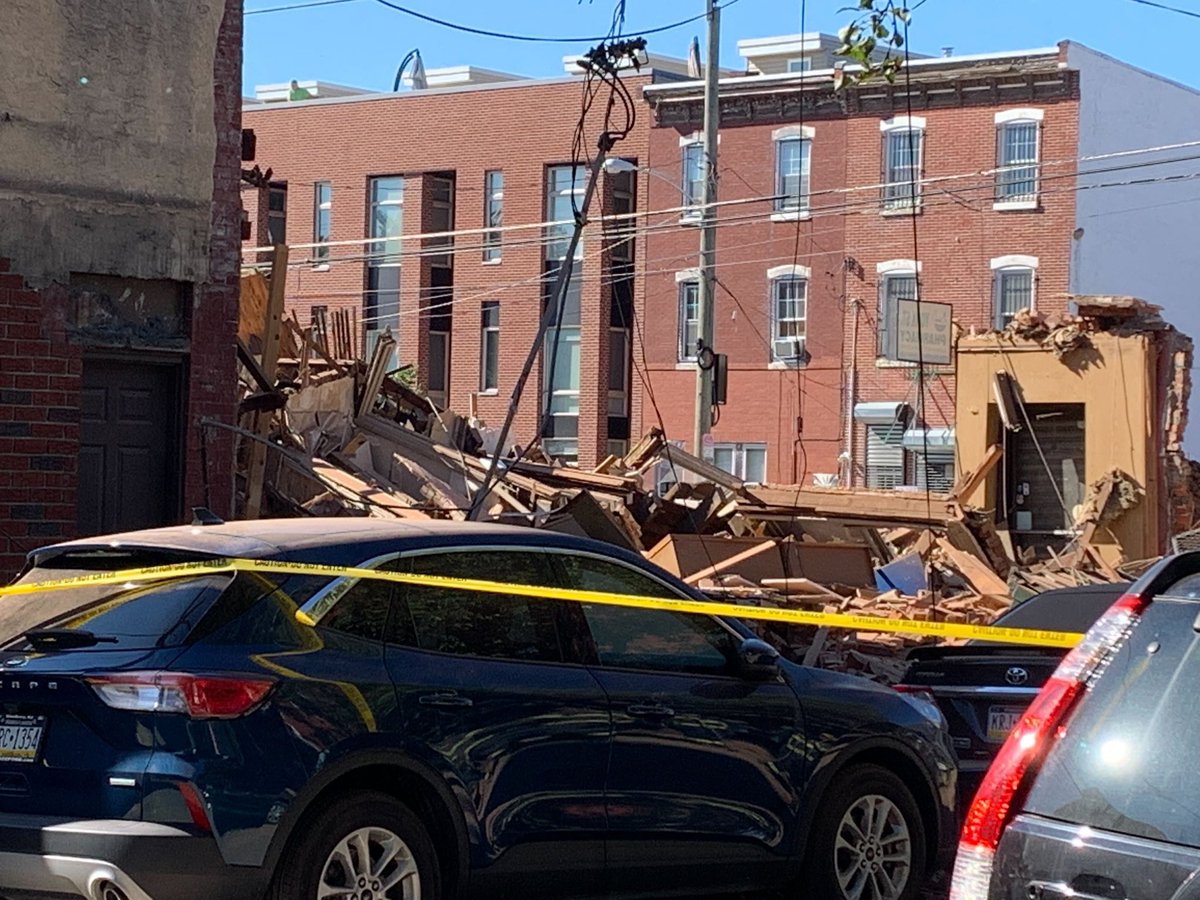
<box><xmin>626</xmin><ymin>702</ymin><xmax>675</xmax><ymax>719</ymax></box>
<box><xmin>418</xmin><ymin>692</ymin><xmax>474</xmax><ymax>709</ymax></box>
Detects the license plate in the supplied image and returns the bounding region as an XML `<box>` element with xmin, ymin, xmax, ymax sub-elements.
<box><xmin>987</xmin><ymin>706</ymin><xmax>1024</xmax><ymax>741</ymax></box>
<box><xmin>0</xmin><ymin>715</ymin><xmax>45</xmax><ymax>763</ymax></box>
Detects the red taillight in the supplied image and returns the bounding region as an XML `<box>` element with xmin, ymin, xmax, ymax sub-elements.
<box><xmin>88</xmin><ymin>673</ymin><xmax>274</xmax><ymax>719</ymax></box>
<box><xmin>950</xmin><ymin>593</ymin><xmax>1148</xmax><ymax>899</ymax></box>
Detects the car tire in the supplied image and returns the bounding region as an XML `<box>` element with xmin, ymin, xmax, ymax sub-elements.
<box><xmin>800</xmin><ymin>764</ymin><xmax>927</xmax><ymax>900</ymax></box>
<box><xmin>269</xmin><ymin>789</ymin><xmax>441</xmax><ymax>900</ymax></box>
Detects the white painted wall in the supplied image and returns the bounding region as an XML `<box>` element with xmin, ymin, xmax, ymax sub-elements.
<box><xmin>1068</xmin><ymin>43</ymin><xmax>1200</xmax><ymax>451</ymax></box>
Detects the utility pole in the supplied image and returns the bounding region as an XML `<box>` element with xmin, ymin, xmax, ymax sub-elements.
<box><xmin>693</xmin><ymin>0</ymin><xmax>720</xmax><ymax>456</ymax></box>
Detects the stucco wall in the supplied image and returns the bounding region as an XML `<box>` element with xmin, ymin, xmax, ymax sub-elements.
<box><xmin>0</xmin><ymin>0</ymin><xmax>225</xmax><ymax>286</ymax></box>
<box><xmin>1068</xmin><ymin>42</ymin><xmax>1200</xmax><ymax>451</ymax></box>
<box><xmin>956</xmin><ymin>333</ymin><xmax>1159</xmax><ymax>562</ymax></box>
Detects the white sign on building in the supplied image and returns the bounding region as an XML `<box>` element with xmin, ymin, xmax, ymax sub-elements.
<box><xmin>896</xmin><ymin>299</ymin><xmax>953</xmax><ymax>366</ymax></box>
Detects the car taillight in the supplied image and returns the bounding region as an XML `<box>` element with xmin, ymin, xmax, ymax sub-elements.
<box><xmin>950</xmin><ymin>593</ymin><xmax>1148</xmax><ymax>899</ymax></box>
<box><xmin>892</xmin><ymin>684</ymin><xmax>945</xmax><ymax>726</ymax></box>
<box><xmin>88</xmin><ymin>673</ymin><xmax>274</xmax><ymax>719</ymax></box>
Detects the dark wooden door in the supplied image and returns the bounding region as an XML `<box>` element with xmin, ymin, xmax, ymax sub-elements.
<box><xmin>78</xmin><ymin>357</ymin><xmax>182</xmax><ymax>536</ymax></box>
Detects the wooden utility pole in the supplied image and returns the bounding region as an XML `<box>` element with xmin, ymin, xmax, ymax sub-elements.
<box><xmin>693</xmin><ymin>0</ymin><xmax>721</xmax><ymax>456</ymax></box>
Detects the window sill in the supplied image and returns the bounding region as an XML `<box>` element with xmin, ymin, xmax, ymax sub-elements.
<box><xmin>678</xmin><ymin>215</ymin><xmax>703</xmax><ymax>227</ymax></box>
<box><xmin>880</xmin><ymin>206</ymin><xmax>923</xmax><ymax>217</ymax></box>
<box><xmin>482</xmin><ymin>258</ymin><xmax>503</xmax><ymax>266</ymax></box>
<box><xmin>768</xmin><ymin>360</ymin><xmax>806</xmax><ymax>370</ymax></box>
<box><xmin>310</xmin><ymin>262</ymin><xmax>331</xmax><ymax>272</ymax></box>
<box><xmin>875</xmin><ymin>358</ymin><xmax>918</xmax><ymax>368</ymax></box>
<box><xmin>478</xmin><ymin>389</ymin><xmax>499</xmax><ymax>396</ymax></box>
<box><xmin>676</xmin><ymin>360</ymin><xmax>697</xmax><ymax>370</ymax></box>
<box><xmin>993</xmin><ymin>199</ymin><xmax>1039</xmax><ymax>211</ymax></box>
<box><xmin>771</xmin><ymin>210</ymin><xmax>811</xmax><ymax>223</ymax></box>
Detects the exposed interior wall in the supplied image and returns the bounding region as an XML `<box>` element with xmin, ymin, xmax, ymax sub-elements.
<box><xmin>1068</xmin><ymin>42</ymin><xmax>1200</xmax><ymax>451</ymax></box>
<box><xmin>956</xmin><ymin>332</ymin><xmax>1159</xmax><ymax>563</ymax></box>
<box><xmin>0</xmin><ymin>1</ymin><xmax>225</xmax><ymax>286</ymax></box>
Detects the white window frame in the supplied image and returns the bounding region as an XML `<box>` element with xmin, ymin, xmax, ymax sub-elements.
<box><xmin>546</xmin><ymin>165</ymin><xmax>585</xmax><ymax>261</ymax></box>
<box><xmin>368</xmin><ymin>175</ymin><xmax>404</xmax><ymax>266</ymax></box>
<box><xmin>876</xmin><ymin>259</ymin><xmax>921</xmax><ymax>360</ymax></box>
<box><xmin>880</xmin><ymin>116</ymin><xmax>926</xmax><ymax>213</ymax></box>
<box><xmin>480</xmin><ymin>301</ymin><xmax>500</xmax><ymax>393</ymax></box>
<box><xmin>483</xmin><ymin>170</ymin><xmax>503</xmax><ymax>262</ymax></box>
<box><xmin>990</xmin><ymin>255</ymin><xmax>1039</xmax><ymax>329</ymax></box>
<box><xmin>712</xmin><ymin>442</ymin><xmax>768</xmax><ymax>485</ymax></box>
<box><xmin>994</xmin><ymin>108</ymin><xmax>1043</xmax><ymax>209</ymax></box>
<box><xmin>787</xmin><ymin>57</ymin><xmax>813</xmax><ymax>73</ymax></box>
<box><xmin>681</xmin><ymin>137</ymin><xmax>705</xmax><ymax>220</ymax></box>
<box><xmin>772</xmin><ymin>125</ymin><xmax>814</xmax><ymax>220</ymax></box>
<box><xmin>313</xmin><ymin>181</ymin><xmax>332</xmax><ymax>263</ymax></box>
<box><xmin>767</xmin><ymin>264</ymin><xmax>810</xmax><ymax>365</ymax></box>
<box><xmin>676</xmin><ymin>269</ymin><xmax>701</xmax><ymax>362</ymax></box>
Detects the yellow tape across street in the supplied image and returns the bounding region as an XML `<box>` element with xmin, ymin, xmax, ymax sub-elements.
<box><xmin>0</xmin><ymin>557</ymin><xmax>1085</xmax><ymax>650</ymax></box>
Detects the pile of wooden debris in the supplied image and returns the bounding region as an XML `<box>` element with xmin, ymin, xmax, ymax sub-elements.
<box><xmin>227</xmin><ymin>268</ymin><xmax>1138</xmax><ymax>683</ymax></box>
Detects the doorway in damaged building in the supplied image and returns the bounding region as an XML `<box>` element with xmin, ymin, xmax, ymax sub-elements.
<box><xmin>77</xmin><ymin>355</ymin><xmax>184</xmax><ymax>536</ymax></box>
<box><xmin>1003</xmin><ymin>403</ymin><xmax>1085</xmax><ymax>555</ymax></box>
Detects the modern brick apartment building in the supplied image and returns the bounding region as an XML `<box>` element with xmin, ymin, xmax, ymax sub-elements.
<box><xmin>643</xmin><ymin>36</ymin><xmax>1200</xmax><ymax>517</ymax></box>
<box><xmin>244</xmin><ymin>34</ymin><xmax>1200</xmax><ymax>522</ymax></box>
<box><xmin>0</xmin><ymin>1</ymin><xmax>244</xmax><ymax>573</ymax></box>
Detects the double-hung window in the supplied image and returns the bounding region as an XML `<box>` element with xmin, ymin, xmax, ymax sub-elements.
<box><xmin>991</xmin><ymin>256</ymin><xmax>1038</xmax><ymax>329</ymax></box>
<box><xmin>713</xmin><ymin>443</ymin><xmax>767</xmax><ymax>484</ymax></box>
<box><xmin>774</xmin><ymin>127</ymin><xmax>813</xmax><ymax>214</ymax></box>
<box><xmin>995</xmin><ymin>109</ymin><xmax>1043</xmax><ymax>205</ymax></box>
<box><xmin>881</xmin><ymin>117</ymin><xmax>925</xmax><ymax>211</ymax></box>
<box><xmin>480</xmin><ymin>301</ymin><xmax>500</xmax><ymax>393</ymax></box>
<box><xmin>313</xmin><ymin>181</ymin><xmax>332</xmax><ymax>261</ymax></box>
<box><xmin>877</xmin><ymin>261</ymin><xmax>919</xmax><ymax>359</ymax></box>
<box><xmin>682</xmin><ymin>139</ymin><xmax>705</xmax><ymax>218</ymax></box>
<box><xmin>768</xmin><ymin>265</ymin><xmax>808</xmax><ymax>364</ymax></box>
<box><xmin>483</xmin><ymin>170</ymin><xmax>503</xmax><ymax>261</ymax></box>
<box><xmin>677</xmin><ymin>273</ymin><xmax>700</xmax><ymax>362</ymax></box>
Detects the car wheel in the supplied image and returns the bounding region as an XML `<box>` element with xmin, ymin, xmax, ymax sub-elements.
<box><xmin>270</xmin><ymin>790</ymin><xmax>441</xmax><ymax>900</ymax></box>
<box><xmin>802</xmin><ymin>764</ymin><xmax>926</xmax><ymax>900</ymax></box>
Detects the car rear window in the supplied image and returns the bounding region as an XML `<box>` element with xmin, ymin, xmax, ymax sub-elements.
<box><xmin>1024</xmin><ymin>596</ymin><xmax>1200</xmax><ymax>846</ymax></box>
<box><xmin>990</xmin><ymin>586</ymin><xmax>1128</xmax><ymax>634</ymax></box>
<box><xmin>0</xmin><ymin>572</ymin><xmax>232</xmax><ymax>649</ymax></box>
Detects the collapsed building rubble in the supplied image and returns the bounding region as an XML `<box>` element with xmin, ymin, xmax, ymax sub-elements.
<box><xmin>228</xmin><ymin>272</ymin><xmax>1193</xmax><ymax>683</ymax></box>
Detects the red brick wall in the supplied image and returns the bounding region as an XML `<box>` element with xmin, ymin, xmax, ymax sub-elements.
<box><xmin>641</xmin><ymin>88</ymin><xmax>1081</xmax><ymax>485</ymax></box>
<box><xmin>242</xmin><ymin>77</ymin><xmax>653</xmax><ymax>466</ymax></box>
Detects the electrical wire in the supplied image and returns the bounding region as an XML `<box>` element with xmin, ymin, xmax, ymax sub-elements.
<box><xmin>245</xmin><ymin>0</ymin><xmax>358</xmax><ymax>14</ymax></box>
<box><xmin>1126</xmin><ymin>0</ymin><xmax>1200</xmax><ymax>18</ymax></box>
<box><xmin>370</xmin><ymin>0</ymin><xmax>739</xmax><ymax>43</ymax></box>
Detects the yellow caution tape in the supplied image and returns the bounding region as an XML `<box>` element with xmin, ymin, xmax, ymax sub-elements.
<box><xmin>0</xmin><ymin>558</ymin><xmax>1084</xmax><ymax>649</ymax></box>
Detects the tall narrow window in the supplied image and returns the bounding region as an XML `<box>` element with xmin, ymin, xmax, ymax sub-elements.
<box><xmin>546</xmin><ymin>165</ymin><xmax>584</xmax><ymax>260</ymax></box>
<box><xmin>610</xmin><ymin>168</ymin><xmax>636</xmax><ymax>261</ymax></box>
<box><xmin>682</xmin><ymin>141</ymin><xmax>704</xmax><ymax>216</ymax></box>
<box><xmin>483</xmin><ymin>170</ymin><xmax>503</xmax><ymax>262</ymax></box>
<box><xmin>775</xmin><ymin>137</ymin><xmax>811</xmax><ymax>213</ymax></box>
<box><xmin>877</xmin><ymin>265</ymin><xmax>918</xmax><ymax>359</ymax></box>
<box><xmin>480</xmin><ymin>301</ymin><xmax>500</xmax><ymax>392</ymax></box>
<box><xmin>267</xmin><ymin>182</ymin><xmax>288</xmax><ymax>245</ymax></box>
<box><xmin>995</xmin><ymin>110</ymin><xmax>1042</xmax><ymax>204</ymax></box>
<box><xmin>427</xmin><ymin>276</ymin><xmax>452</xmax><ymax>410</ymax></box>
<box><xmin>678</xmin><ymin>279</ymin><xmax>700</xmax><ymax>362</ymax></box>
<box><xmin>769</xmin><ymin>267</ymin><xmax>808</xmax><ymax>364</ymax></box>
<box><xmin>429</xmin><ymin>174</ymin><xmax>455</xmax><ymax>267</ymax></box>
<box><xmin>313</xmin><ymin>181</ymin><xmax>332</xmax><ymax>261</ymax></box>
<box><xmin>881</xmin><ymin>118</ymin><xmax>924</xmax><ymax>211</ymax></box>
<box><xmin>993</xmin><ymin>262</ymin><xmax>1036</xmax><ymax>329</ymax></box>
<box><xmin>366</xmin><ymin>176</ymin><xmax>404</xmax><ymax>360</ymax></box>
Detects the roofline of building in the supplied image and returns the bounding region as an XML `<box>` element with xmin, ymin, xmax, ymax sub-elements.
<box><xmin>243</xmin><ymin>68</ymin><xmax>669</xmax><ymax>112</ymax></box>
<box><xmin>644</xmin><ymin>45</ymin><xmax>1065</xmax><ymax>98</ymax></box>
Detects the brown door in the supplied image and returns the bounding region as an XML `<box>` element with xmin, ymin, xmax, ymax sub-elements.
<box><xmin>78</xmin><ymin>357</ymin><xmax>182</xmax><ymax>536</ymax></box>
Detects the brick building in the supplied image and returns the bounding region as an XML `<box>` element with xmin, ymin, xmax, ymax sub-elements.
<box><xmin>242</xmin><ymin>57</ymin><xmax>713</xmax><ymax>468</ymax></box>
<box><xmin>0</xmin><ymin>1</ymin><xmax>244</xmax><ymax>572</ymax></box>
<box><xmin>642</xmin><ymin>36</ymin><xmax>1200</xmax><ymax>534</ymax></box>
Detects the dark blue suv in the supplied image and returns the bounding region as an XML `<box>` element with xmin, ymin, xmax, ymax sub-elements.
<box><xmin>0</xmin><ymin>519</ymin><xmax>956</xmax><ymax>900</ymax></box>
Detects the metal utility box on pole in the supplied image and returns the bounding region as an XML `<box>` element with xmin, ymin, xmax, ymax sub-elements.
<box><xmin>692</xmin><ymin>0</ymin><xmax>720</xmax><ymax>457</ymax></box>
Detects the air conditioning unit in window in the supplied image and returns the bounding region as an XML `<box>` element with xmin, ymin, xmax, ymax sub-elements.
<box><xmin>773</xmin><ymin>337</ymin><xmax>806</xmax><ymax>363</ymax></box>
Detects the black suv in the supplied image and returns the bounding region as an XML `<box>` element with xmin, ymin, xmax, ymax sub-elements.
<box><xmin>0</xmin><ymin>519</ymin><xmax>956</xmax><ymax>900</ymax></box>
<box><xmin>951</xmin><ymin>553</ymin><xmax>1200</xmax><ymax>899</ymax></box>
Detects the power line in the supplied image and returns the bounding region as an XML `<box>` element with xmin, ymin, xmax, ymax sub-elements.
<box><xmin>1126</xmin><ymin>0</ymin><xmax>1200</xmax><ymax>19</ymax></box>
<box><xmin>370</xmin><ymin>0</ymin><xmax>737</xmax><ymax>43</ymax></box>
<box><xmin>246</xmin><ymin>0</ymin><xmax>359</xmax><ymax>14</ymax></box>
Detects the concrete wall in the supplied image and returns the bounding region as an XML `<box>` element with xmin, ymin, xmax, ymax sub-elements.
<box><xmin>0</xmin><ymin>0</ymin><xmax>225</xmax><ymax>287</ymax></box>
<box><xmin>955</xmin><ymin>333</ymin><xmax>1160</xmax><ymax>562</ymax></box>
<box><xmin>1068</xmin><ymin>42</ymin><xmax>1200</xmax><ymax>451</ymax></box>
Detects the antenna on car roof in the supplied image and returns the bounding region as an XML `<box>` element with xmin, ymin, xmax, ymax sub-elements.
<box><xmin>191</xmin><ymin>508</ymin><xmax>225</xmax><ymax>526</ymax></box>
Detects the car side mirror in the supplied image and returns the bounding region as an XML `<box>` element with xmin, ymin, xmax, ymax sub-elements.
<box><xmin>736</xmin><ymin>637</ymin><xmax>780</xmax><ymax>680</ymax></box>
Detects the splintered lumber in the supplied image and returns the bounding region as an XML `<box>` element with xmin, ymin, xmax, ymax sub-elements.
<box><xmin>760</xmin><ymin>577</ymin><xmax>844</xmax><ymax>599</ymax></box>
<box><xmin>357</xmin><ymin>331</ymin><xmax>396</xmax><ymax>419</ymax></box>
<box><xmin>950</xmin><ymin>443</ymin><xmax>1004</xmax><ymax>505</ymax></box>
<box><xmin>661</xmin><ymin>443</ymin><xmax>745</xmax><ymax>492</ymax></box>
<box><xmin>245</xmin><ymin>244</ymin><xmax>289</xmax><ymax>519</ymax></box>
<box><xmin>621</xmin><ymin>428</ymin><xmax>668</xmax><ymax>472</ymax></box>
<box><xmin>683</xmin><ymin>539</ymin><xmax>778</xmax><ymax>585</ymax></box>
<box><xmin>935</xmin><ymin>537</ymin><xmax>1010</xmax><ymax>596</ymax></box>
<box><xmin>311</xmin><ymin>459</ymin><xmax>430</xmax><ymax>520</ymax></box>
<box><xmin>743</xmin><ymin>485</ymin><xmax>950</xmax><ymax>527</ymax></box>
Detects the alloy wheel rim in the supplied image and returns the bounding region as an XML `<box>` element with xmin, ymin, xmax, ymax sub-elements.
<box><xmin>833</xmin><ymin>793</ymin><xmax>911</xmax><ymax>900</ymax></box>
<box><xmin>318</xmin><ymin>826</ymin><xmax>420</xmax><ymax>900</ymax></box>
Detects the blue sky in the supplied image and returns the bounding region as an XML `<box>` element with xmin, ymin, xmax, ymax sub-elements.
<box><xmin>243</xmin><ymin>0</ymin><xmax>1199</xmax><ymax>95</ymax></box>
